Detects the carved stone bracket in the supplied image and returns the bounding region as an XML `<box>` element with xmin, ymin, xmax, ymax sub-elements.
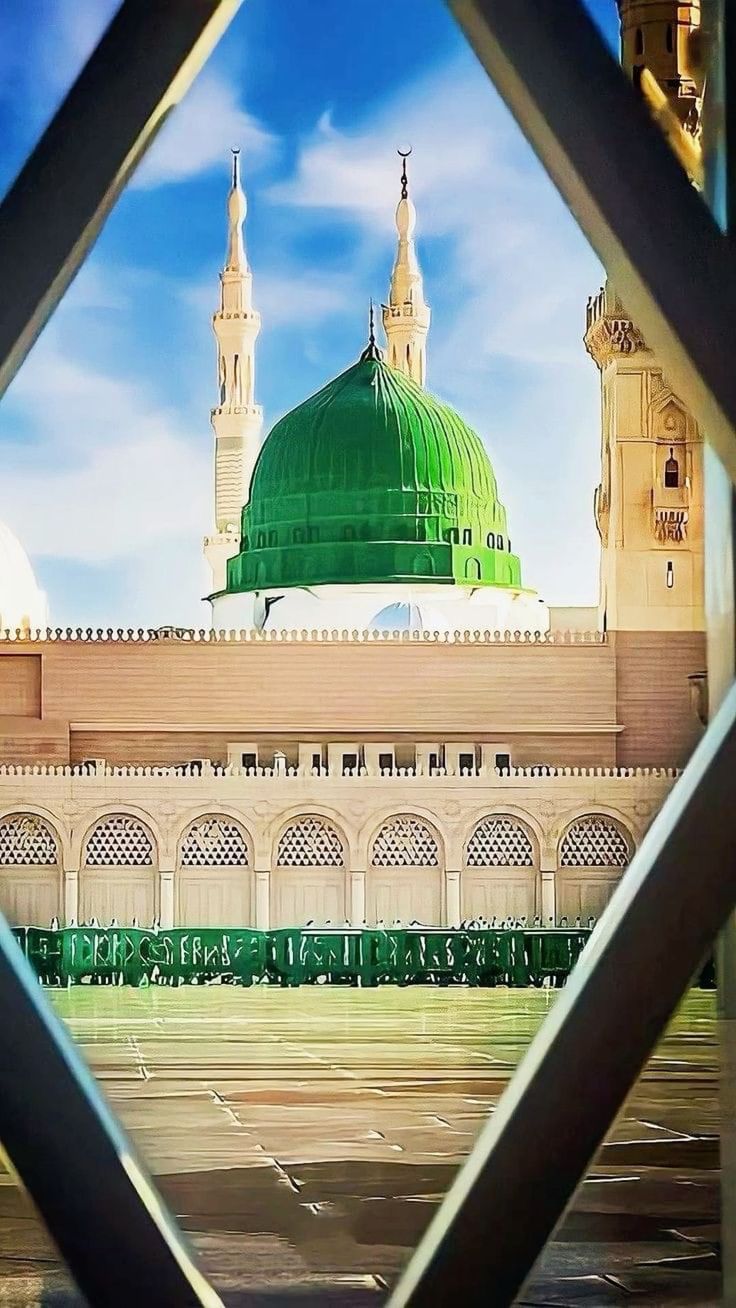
<box><xmin>585</xmin><ymin>313</ymin><xmax>648</xmax><ymax>367</ymax></box>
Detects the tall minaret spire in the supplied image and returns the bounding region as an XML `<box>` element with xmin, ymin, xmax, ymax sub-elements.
<box><xmin>382</xmin><ymin>149</ymin><xmax>430</xmax><ymax>387</ymax></box>
<box><xmin>204</xmin><ymin>149</ymin><xmax>263</xmax><ymax>597</ymax></box>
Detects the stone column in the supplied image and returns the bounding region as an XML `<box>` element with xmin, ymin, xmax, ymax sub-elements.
<box><xmin>255</xmin><ymin>868</ymin><xmax>270</xmax><ymax>931</ymax></box>
<box><xmin>350</xmin><ymin>869</ymin><xmax>366</xmax><ymax>925</ymax></box>
<box><xmin>63</xmin><ymin>869</ymin><xmax>79</xmax><ymax>926</ymax></box>
<box><xmin>159</xmin><ymin>866</ymin><xmax>175</xmax><ymax>929</ymax></box>
<box><xmin>445</xmin><ymin>870</ymin><xmax>461</xmax><ymax>928</ymax></box>
<box><xmin>540</xmin><ymin>852</ymin><xmax>557</xmax><ymax>924</ymax></box>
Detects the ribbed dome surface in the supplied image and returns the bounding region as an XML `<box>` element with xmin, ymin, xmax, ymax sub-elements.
<box><xmin>226</xmin><ymin>350</ymin><xmax>522</xmax><ymax>595</ymax></box>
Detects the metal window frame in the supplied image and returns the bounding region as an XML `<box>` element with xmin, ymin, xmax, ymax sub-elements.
<box><xmin>0</xmin><ymin>0</ymin><xmax>736</xmax><ymax>1305</ymax></box>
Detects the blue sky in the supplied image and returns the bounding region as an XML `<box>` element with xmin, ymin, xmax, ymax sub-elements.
<box><xmin>0</xmin><ymin>0</ymin><xmax>619</xmax><ymax>628</ymax></box>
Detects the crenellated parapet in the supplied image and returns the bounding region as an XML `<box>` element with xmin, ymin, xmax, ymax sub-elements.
<box><xmin>0</xmin><ymin>625</ymin><xmax>607</xmax><ymax>645</ymax></box>
<box><xmin>0</xmin><ymin>762</ymin><xmax>680</xmax><ymax>781</ymax></box>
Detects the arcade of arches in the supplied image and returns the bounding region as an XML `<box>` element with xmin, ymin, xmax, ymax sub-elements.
<box><xmin>0</xmin><ymin>808</ymin><xmax>634</xmax><ymax>930</ymax></box>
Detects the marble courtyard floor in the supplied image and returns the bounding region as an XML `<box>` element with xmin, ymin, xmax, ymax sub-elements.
<box><xmin>0</xmin><ymin>987</ymin><xmax>720</xmax><ymax>1305</ymax></box>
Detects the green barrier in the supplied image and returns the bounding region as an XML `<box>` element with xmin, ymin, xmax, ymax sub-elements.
<box><xmin>10</xmin><ymin>923</ymin><xmax>603</xmax><ymax>988</ymax></box>
<box><xmin>523</xmin><ymin>930</ymin><xmax>590</xmax><ymax>986</ymax></box>
<box><xmin>9</xmin><ymin>924</ymin><xmax>717</xmax><ymax>988</ymax></box>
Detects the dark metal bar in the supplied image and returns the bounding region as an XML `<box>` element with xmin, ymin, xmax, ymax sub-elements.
<box><xmin>445</xmin><ymin>0</ymin><xmax>736</xmax><ymax>481</ymax></box>
<box><xmin>0</xmin><ymin>915</ymin><xmax>223</xmax><ymax>1305</ymax></box>
<box><xmin>0</xmin><ymin>0</ymin><xmax>243</xmax><ymax>400</ymax></box>
<box><xmin>702</xmin><ymin>3</ymin><xmax>736</xmax><ymax>1300</ymax></box>
<box><xmin>391</xmin><ymin>682</ymin><xmax>736</xmax><ymax>1305</ymax></box>
<box><xmin>0</xmin><ymin>1</ymin><xmax>243</xmax><ymax>1300</ymax></box>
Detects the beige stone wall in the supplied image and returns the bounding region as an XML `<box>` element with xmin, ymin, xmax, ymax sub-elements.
<box><xmin>612</xmin><ymin>630</ymin><xmax>705</xmax><ymax>767</ymax></box>
<box><xmin>0</xmin><ymin>632</ymin><xmax>705</xmax><ymax>769</ymax></box>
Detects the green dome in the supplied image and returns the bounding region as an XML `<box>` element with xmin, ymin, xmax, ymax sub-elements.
<box><xmin>225</xmin><ymin>346</ymin><xmax>522</xmax><ymax>595</ymax></box>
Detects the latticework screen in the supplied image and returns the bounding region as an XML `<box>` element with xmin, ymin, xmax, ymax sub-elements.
<box><xmin>0</xmin><ymin>814</ymin><xmax>59</xmax><ymax>866</ymax></box>
<box><xmin>371</xmin><ymin>816</ymin><xmax>440</xmax><ymax>867</ymax></box>
<box><xmin>560</xmin><ymin>815</ymin><xmax>631</xmax><ymax>867</ymax></box>
<box><xmin>466</xmin><ymin>817</ymin><xmax>534</xmax><ymax>866</ymax></box>
<box><xmin>276</xmin><ymin>816</ymin><xmax>345</xmax><ymax>867</ymax></box>
<box><xmin>83</xmin><ymin>815</ymin><xmax>155</xmax><ymax>867</ymax></box>
<box><xmin>180</xmin><ymin>817</ymin><xmax>249</xmax><ymax>867</ymax></box>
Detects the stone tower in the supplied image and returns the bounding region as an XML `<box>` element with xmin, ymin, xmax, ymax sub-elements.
<box><xmin>617</xmin><ymin>0</ymin><xmax>702</xmax><ymax>133</ymax></box>
<box><xmin>585</xmin><ymin>1</ymin><xmax>704</xmax><ymax>632</ymax></box>
<box><xmin>382</xmin><ymin>151</ymin><xmax>430</xmax><ymax>387</ymax></box>
<box><xmin>204</xmin><ymin>151</ymin><xmax>263</xmax><ymax>596</ymax></box>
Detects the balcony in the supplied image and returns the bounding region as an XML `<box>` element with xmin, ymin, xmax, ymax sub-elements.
<box><xmin>653</xmin><ymin>482</ymin><xmax>690</xmax><ymax>542</ymax></box>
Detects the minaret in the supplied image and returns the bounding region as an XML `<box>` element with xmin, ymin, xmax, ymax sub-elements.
<box><xmin>204</xmin><ymin>150</ymin><xmax>263</xmax><ymax>595</ymax></box>
<box><xmin>382</xmin><ymin>149</ymin><xmax>430</xmax><ymax>387</ymax></box>
<box><xmin>617</xmin><ymin>1</ymin><xmax>702</xmax><ymax>135</ymax></box>
<box><xmin>584</xmin><ymin>1</ymin><xmax>704</xmax><ymax>634</ymax></box>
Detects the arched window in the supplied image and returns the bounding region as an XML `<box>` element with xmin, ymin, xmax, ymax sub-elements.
<box><xmin>466</xmin><ymin>817</ymin><xmax>534</xmax><ymax>867</ymax></box>
<box><xmin>560</xmin><ymin>815</ymin><xmax>631</xmax><ymax>868</ymax></box>
<box><xmin>84</xmin><ymin>815</ymin><xmax>154</xmax><ymax>866</ymax></box>
<box><xmin>180</xmin><ymin>817</ymin><xmax>249</xmax><ymax>867</ymax></box>
<box><xmin>371</xmin><ymin>816</ymin><xmax>440</xmax><ymax>867</ymax></box>
<box><xmin>465</xmin><ymin>558</ymin><xmax>481</xmax><ymax>582</ymax></box>
<box><xmin>343</xmin><ymin>524</ymin><xmax>356</xmax><ymax>541</ymax></box>
<box><xmin>462</xmin><ymin>528</ymin><xmax>472</xmax><ymax>545</ymax></box>
<box><xmin>256</xmin><ymin>532</ymin><xmax>266</xmax><ymax>549</ymax></box>
<box><xmin>0</xmin><ymin>814</ymin><xmax>59</xmax><ymax>866</ymax></box>
<box><xmin>307</xmin><ymin>525</ymin><xmax>319</xmax><ymax>544</ymax></box>
<box><xmin>664</xmin><ymin>448</ymin><xmax>680</xmax><ymax>488</ymax></box>
<box><xmin>635</xmin><ymin>26</ymin><xmax>644</xmax><ymax>55</ymax></box>
<box><xmin>277</xmin><ymin>817</ymin><xmax>345</xmax><ymax>867</ymax></box>
<box><xmin>487</xmin><ymin>532</ymin><xmax>496</xmax><ymax>548</ymax></box>
<box><xmin>444</xmin><ymin>526</ymin><xmax>459</xmax><ymax>546</ymax></box>
<box><xmin>292</xmin><ymin>526</ymin><xmax>305</xmax><ymax>544</ymax></box>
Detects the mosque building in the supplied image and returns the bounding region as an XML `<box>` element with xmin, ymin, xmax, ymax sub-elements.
<box><xmin>0</xmin><ymin>0</ymin><xmax>706</xmax><ymax>935</ymax></box>
<box><xmin>206</xmin><ymin>149</ymin><xmax>547</xmax><ymax>636</ymax></box>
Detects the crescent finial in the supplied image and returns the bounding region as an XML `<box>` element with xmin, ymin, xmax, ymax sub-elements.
<box><xmin>397</xmin><ymin>146</ymin><xmax>412</xmax><ymax>200</ymax></box>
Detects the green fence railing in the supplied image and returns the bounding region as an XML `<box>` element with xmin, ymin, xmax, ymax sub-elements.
<box><xmin>11</xmin><ymin>924</ymin><xmax>716</xmax><ymax>989</ymax></box>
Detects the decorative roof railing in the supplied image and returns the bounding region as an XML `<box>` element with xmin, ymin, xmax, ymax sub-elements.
<box><xmin>0</xmin><ymin>762</ymin><xmax>680</xmax><ymax>781</ymax></box>
<box><xmin>0</xmin><ymin>626</ymin><xmax>607</xmax><ymax>645</ymax></box>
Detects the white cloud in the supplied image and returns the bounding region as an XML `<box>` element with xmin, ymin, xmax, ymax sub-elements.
<box><xmin>131</xmin><ymin>70</ymin><xmax>274</xmax><ymax>190</ymax></box>
<box><xmin>31</xmin><ymin>4</ymin><xmax>273</xmax><ymax>193</ymax></box>
<box><xmin>37</xmin><ymin>0</ymin><xmax>119</xmax><ymax>98</ymax></box>
<box><xmin>0</xmin><ymin>335</ymin><xmax>211</xmax><ymax>625</ymax></box>
<box><xmin>181</xmin><ymin>265</ymin><xmax>357</xmax><ymax>333</ymax></box>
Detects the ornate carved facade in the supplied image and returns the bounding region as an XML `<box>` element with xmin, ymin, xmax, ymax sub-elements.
<box><xmin>0</xmin><ymin>764</ymin><xmax>676</xmax><ymax>930</ymax></box>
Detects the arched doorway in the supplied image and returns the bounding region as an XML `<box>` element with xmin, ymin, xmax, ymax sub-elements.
<box><xmin>178</xmin><ymin>816</ymin><xmax>252</xmax><ymax>927</ymax></box>
<box><xmin>557</xmin><ymin>814</ymin><xmax>632</xmax><ymax>922</ymax></box>
<box><xmin>0</xmin><ymin>813</ymin><xmax>61</xmax><ymax>926</ymax></box>
<box><xmin>463</xmin><ymin>816</ymin><xmax>537</xmax><ymax>921</ymax></box>
<box><xmin>80</xmin><ymin>814</ymin><xmax>157</xmax><ymax>926</ymax></box>
<box><xmin>272</xmin><ymin>816</ymin><xmax>347</xmax><ymax>927</ymax></box>
<box><xmin>367</xmin><ymin>815</ymin><xmax>442</xmax><ymax>926</ymax></box>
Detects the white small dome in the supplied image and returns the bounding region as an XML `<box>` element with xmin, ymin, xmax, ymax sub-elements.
<box><xmin>0</xmin><ymin>521</ymin><xmax>48</xmax><ymax>635</ymax></box>
<box><xmin>369</xmin><ymin>601</ymin><xmax>449</xmax><ymax>633</ymax></box>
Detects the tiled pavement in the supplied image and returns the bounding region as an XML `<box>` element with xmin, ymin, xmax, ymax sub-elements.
<box><xmin>0</xmin><ymin>987</ymin><xmax>720</xmax><ymax>1305</ymax></box>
